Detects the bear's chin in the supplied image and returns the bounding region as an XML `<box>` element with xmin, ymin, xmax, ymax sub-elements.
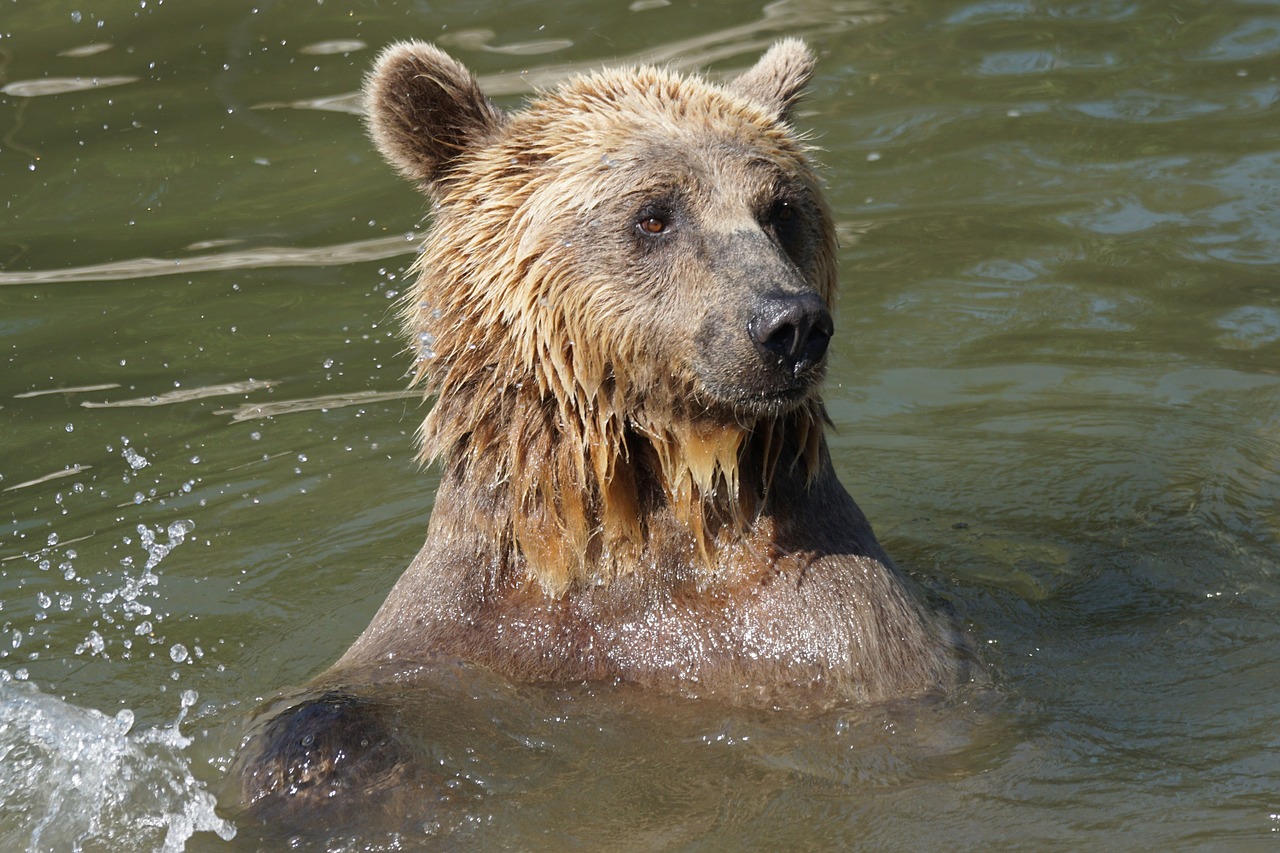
<box><xmin>694</xmin><ymin>376</ymin><xmax>822</xmax><ymax>424</ymax></box>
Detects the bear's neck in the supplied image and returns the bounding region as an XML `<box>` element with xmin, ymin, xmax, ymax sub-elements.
<box><xmin>422</xmin><ymin>384</ymin><xmax>825</xmax><ymax>596</ymax></box>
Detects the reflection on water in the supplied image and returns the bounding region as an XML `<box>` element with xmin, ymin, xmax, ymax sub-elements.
<box><xmin>1</xmin><ymin>76</ymin><xmax>140</xmax><ymax>98</ymax></box>
<box><xmin>0</xmin><ymin>234</ymin><xmax>421</xmax><ymax>286</ymax></box>
<box><xmin>2</xmin><ymin>0</ymin><xmax>1280</xmax><ymax>850</ymax></box>
<box><xmin>254</xmin><ymin>0</ymin><xmax>888</xmax><ymax>111</ymax></box>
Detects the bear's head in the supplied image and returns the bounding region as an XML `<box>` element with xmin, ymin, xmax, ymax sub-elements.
<box><xmin>366</xmin><ymin>41</ymin><xmax>839</xmax><ymax>593</ymax></box>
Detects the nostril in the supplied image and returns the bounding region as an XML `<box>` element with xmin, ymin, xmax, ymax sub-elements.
<box><xmin>804</xmin><ymin>319</ymin><xmax>831</xmax><ymax>364</ymax></box>
<box><xmin>749</xmin><ymin>292</ymin><xmax>832</xmax><ymax>371</ymax></box>
<box><xmin>761</xmin><ymin>321</ymin><xmax>801</xmax><ymax>358</ymax></box>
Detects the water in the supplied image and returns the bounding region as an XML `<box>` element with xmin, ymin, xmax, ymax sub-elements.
<box><xmin>0</xmin><ymin>680</ymin><xmax>234</xmax><ymax>851</ymax></box>
<box><xmin>2</xmin><ymin>0</ymin><xmax>1279</xmax><ymax>849</ymax></box>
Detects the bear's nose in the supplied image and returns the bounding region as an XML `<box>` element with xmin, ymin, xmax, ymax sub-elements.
<box><xmin>748</xmin><ymin>291</ymin><xmax>833</xmax><ymax>376</ymax></box>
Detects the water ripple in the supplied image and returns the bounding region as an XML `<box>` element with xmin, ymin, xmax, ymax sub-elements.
<box><xmin>0</xmin><ymin>233</ymin><xmax>421</xmax><ymax>286</ymax></box>
<box><xmin>1</xmin><ymin>76</ymin><xmax>139</xmax><ymax>97</ymax></box>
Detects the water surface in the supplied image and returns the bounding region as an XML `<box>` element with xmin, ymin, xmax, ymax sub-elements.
<box><xmin>2</xmin><ymin>0</ymin><xmax>1279</xmax><ymax>850</ymax></box>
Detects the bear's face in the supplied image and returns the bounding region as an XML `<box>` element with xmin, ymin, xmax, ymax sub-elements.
<box><xmin>525</xmin><ymin>105</ymin><xmax>836</xmax><ymax>421</ymax></box>
<box><xmin>366</xmin><ymin>40</ymin><xmax>837</xmax><ymax>427</ymax></box>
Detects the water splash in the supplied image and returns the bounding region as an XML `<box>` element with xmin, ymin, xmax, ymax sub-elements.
<box><xmin>0</xmin><ymin>680</ymin><xmax>235</xmax><ymax>851</ymax></box>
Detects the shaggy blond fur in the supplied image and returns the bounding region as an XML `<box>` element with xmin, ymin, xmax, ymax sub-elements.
<box><xmin>234</xmin><ymin>43</ymin><xmax>972</xmax><ymax>828</ymax></box>
<box><xmin>375</xmin><ymin>45</ymin><xmax>827</xmax><ymax>594</ymax></box>
<box><xmin>330</xmin><ymin>39</ymin><xmax>968</xmax><ymax>705</ymax></box>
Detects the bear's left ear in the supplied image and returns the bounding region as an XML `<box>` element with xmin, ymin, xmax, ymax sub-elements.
<box><xmin>364</xmin><ymin>41</ymin><xmax>507</xmax><ymax>191</ymax></box>
<box><xmin>726</xmin><ymin>38</ymin><xmax>816</xmax><ymax>123</ymax></box>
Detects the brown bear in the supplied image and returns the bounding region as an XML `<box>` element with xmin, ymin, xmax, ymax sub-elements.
<box><xmin>233</xmin><ymin>38</ymin><xmax>971</xmax><ymax>826</ymax></box>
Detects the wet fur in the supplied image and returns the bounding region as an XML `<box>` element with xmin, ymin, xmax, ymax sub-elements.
<box><xmin>235</xmin><ymin>40</ymin><xmax>971</xmax><ymax>824</ymax></box>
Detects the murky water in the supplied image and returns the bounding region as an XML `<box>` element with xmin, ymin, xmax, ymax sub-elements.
<box><xmin>2</xmin><ymin>0</ymin><xmax>1279</xmax><ymax>849</ymax></box>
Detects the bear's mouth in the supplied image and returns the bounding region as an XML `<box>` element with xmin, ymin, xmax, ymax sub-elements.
<box><xmin>695</xmin><ymin>367</ymin><xmax>825</xmax><ymax>421</ymax></box>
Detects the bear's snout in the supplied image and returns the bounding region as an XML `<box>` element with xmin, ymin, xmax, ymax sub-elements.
<box><xmin>748</xmin><ymin>290</ymin><xmax>833</xmax><ymax>377</ymax></box>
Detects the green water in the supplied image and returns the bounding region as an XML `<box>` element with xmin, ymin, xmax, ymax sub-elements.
<box><xmin>2</xmin><ymin>0</ymin><xmax>1279</xmax><ymax>849</ymax></box>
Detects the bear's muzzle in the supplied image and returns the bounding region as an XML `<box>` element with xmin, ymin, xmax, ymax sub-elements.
<box><xmin>748</xmin><ymin>289</ymin><xmax>833</xmax><ymax>378</ymax></box>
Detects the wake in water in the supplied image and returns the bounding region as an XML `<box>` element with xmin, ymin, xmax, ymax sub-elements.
<box><xmin>0</xmin><ymin>678</ymin><xmax>235</xmax><ymax>852</ymax></box>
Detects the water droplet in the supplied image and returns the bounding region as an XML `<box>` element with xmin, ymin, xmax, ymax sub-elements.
<box><xmin>77</xmin><ymin>630</ymin><xmax>105</xmax><ymax>656</ymax></box>
<box><xmin>122</xmin><ymin>446</ymin><xmax>149</xmax><ymax>470</ymax></box>
<box><xmin>170</xmin><ymin>643</ymin><xmax>188</xmax><ymax>663</ymax></box>
<box><xmin>167</xmin><ymin>519</ymin><xmax>194</xmax><ymax>541</ymax></box>
<box><xmin>417</xmin><ymin>331</ymin><xmax>437</xmax><ymax>360</ymax></box>
<box><xmin>114</xmin><ymin>707</ymin><xmax>135</xmax><ymax>733</ymax></box>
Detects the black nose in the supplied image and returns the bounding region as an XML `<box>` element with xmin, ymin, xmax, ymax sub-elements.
<box><xmin>748</xmin><ymin>291</ymin><xmax>833</xmax><ymax>375</ymax></box>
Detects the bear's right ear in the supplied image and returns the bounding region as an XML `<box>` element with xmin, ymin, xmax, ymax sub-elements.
<box><xmin>363</xmin><ymin>41</ymin><xmax>506</xmax><ymax>190</ymax></box>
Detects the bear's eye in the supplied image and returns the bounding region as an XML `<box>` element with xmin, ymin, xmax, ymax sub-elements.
<box><xmin>762</xmin><ymin>196</ymin><xmax>810</xmax><ymax>261</ymax></box>
<box><xmin>766</xmin><ymin>198</ymin><xmax>799</xmax><ymax>227</ymax></box>
<box><xmin>633</xmin><ymin>199</ymin><xmax>678</xmax><ymax>244</ymax></box>
<box><xmin>766</xmin><ymin>197</ymin><xmax>806</xmax><ymax>235</ymax></box>
<box><xmin>638</xmin><ymin>215</ymin><xmax>668</xmax><ymax>235</ymax></box>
